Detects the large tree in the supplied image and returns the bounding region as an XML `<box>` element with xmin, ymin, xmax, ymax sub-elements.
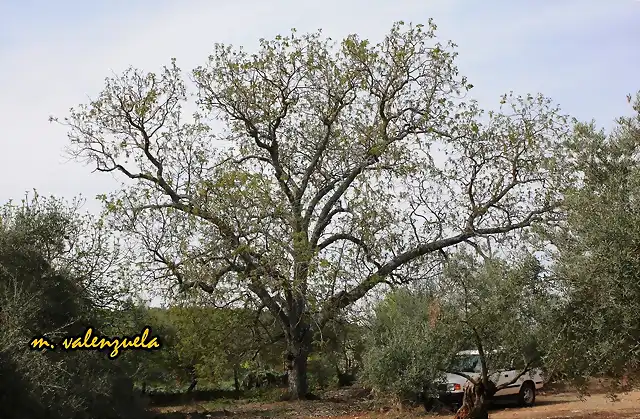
<box><xmin>57</xmin><ymin>20</ymin><xmax>568</xmax><ymax>398</ymax></box>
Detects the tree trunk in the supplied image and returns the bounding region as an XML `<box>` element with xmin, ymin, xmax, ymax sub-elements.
<box><xmin>186</xmin><ymin>365</ymin><xmax>198</xmax><ymax>393</ymax></box>
<box><xmin>233</xmin><ymin>364</ymin><xmax>240</xmax><ymax>397</ymax></box>
<box><xmin>454</xmin><ymin>382</ymin><xmax>490</xmax><ymax>419</ymax></box>
<box><xmin>187</xmin><ymin>379</ymin><xmax>197</xmax><ymax>393</ymax></box>
<box><xmin>283</xmin><ymin>280</ymin><xmax>312</xmax><ymax>400</ymax></box>
<box><xmin>286</xmin><ymin>342</ymin><xmax>310</xmax><ymax>399</ymax></box>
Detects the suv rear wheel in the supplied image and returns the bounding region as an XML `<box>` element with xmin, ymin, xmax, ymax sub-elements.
<box><xmin>517</xmin><ymin>382</ymin><xmax>536</xmax><ymax>407</ymax></box>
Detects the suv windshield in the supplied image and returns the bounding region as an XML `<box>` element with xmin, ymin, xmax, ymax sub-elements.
<box><xmin>451</xmin><ymin>354</ymin><xmax>482</xmax><ymax>373</ymax></box>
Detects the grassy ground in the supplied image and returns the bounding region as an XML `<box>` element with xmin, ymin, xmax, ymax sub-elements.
<box><xmin>150</xmin><ymin>387</ymin><xmax>640</xmax><ymax>419</ymax></box>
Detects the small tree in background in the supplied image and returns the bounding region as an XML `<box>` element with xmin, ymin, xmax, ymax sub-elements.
<box><xmin>101</xmin><ymin>302</ymin><xmax>184</xmax><ymax>393</ymax></box>
<box><xmin>362</xmin><ymin>288</ymin><xmax>457</xmax><ymax>404</ymax></box>
<box><xmin>168</xmin><ymin>306</ymin><xmax>259</xmax><ymax>392</ymax></box>
<box><xmin>315</xmin><ymin>314</ymin><xmax>366</xmax><ymax>387</ymax></box>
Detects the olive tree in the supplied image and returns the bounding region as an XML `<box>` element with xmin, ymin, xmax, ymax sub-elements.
<box><xmin>56</xmin><ymin>20</ymin><xmax>568</xmax><ymax>398</ymax></box>
<box><xmin>0</xmin><ymin>195</ymin><xmax>144</xmax><ymax>419</ymax></box>
<box><xmin>438</xmin><ymin>252</ymin><xmax>550</xmax><ymax>417</ymax></box>
<box><xmin>364</xmin><ymin>251</ymin><xmax>553</xmax><ymax>418</ymax></box>
<box><xmin>363</xmin><ymin>288</ymin><xmax>457</xmax><ymax>404</ymax></box>
<box><xmin>0</xmin><ymin>192</ymin><xmax>131</xmax><ymax>307</ymax></box>
<box><xmin>545</xmin><ymin>93</ymin><xmax>640</xmax><ymax>390</ymax></box>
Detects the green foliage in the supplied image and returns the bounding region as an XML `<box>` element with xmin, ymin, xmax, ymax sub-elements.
<box><xmin>308</xmin><ymin>353</ymin><xmax>337</xmax><ymax>390</ymax></box>
<box><xmin>98</xmin><ymin>302</ymin><xmax>287</xmax><ymax>393</ymax></box>
<box><xmin>546</xmin><ymin>92</ymin><xmax>640</xmax><ymax>384</ymax></box>
<box><xmin>166</xmin><ymin>305</ymin><xmax>285</xmax><ymax>390</ymax></box>
<box><xmin>441</xmin><ymin>252</ymin><xmax>550</xmax><ymax>371</ymax></box>
<box><xmin>0</xmin><ymin>195</ymin><xmax>145</xmax><ymax>419</ymax></box>
<box><xmin>314</xmin><ymin>316</ymin><xmax>366</xmax><ymax>386</ymax></box>
<box><xmin>0</xmin><ymin>192</ymin><xmax>131</xmax><ymax>305</ymax></box>
<box><xmin>100</xmin><ymin>303</ymin><xmax>184</xmax><ymax>391</ymax></box>
<box><xmin>362</xmin><ymin>289</ymin><xmax>458</xmax><ymax>401</ymax></box>
<box><xmin>169</xmin><ymin>306</ymin><xmax>243</xmax><ymax>387</ymax></box>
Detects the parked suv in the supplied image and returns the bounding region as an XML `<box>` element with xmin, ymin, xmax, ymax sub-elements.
<box><xmin>437</xmin><ymin>350</ymin><xmax>544</xmax><ymax>409</ymax></box>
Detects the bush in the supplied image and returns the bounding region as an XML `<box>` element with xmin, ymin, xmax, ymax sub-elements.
<box><xmin>308</xmin><ymin>354</ymin><xmax>337</xmax><ymax>390</ymax></box>
<box><xmin>361</xmin><ymin>290</ymin><xmax>456</xmax><ymax>403</ymax></box>
<box><xmin>0</xmin><ymin>196</ymin><xmax>147</xmax><ymax>419</ymax></box>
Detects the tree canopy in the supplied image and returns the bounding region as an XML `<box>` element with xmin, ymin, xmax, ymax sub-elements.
<box><xmin>56</xmin><ymin>20</ymin><xmax>571</xmax><ymax>397</ymax></box>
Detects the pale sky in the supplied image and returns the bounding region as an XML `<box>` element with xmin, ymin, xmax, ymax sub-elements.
<box><xmin>1</xmin><ymin>0</ymin><xmax>638</xmax><ymax>213</ymax></box>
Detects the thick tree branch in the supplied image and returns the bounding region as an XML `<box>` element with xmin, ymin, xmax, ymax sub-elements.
<box><xmin>320</xmin><ymin>203</ymin><xmax>560</xmax><ymax>322</ymax></box>
<box><xmin>298</xmin><ymin>81</ymin><xmax>359</xmax><ymax>196</ymax></box>
<box><xmin>495</xmin><ymin>358</ymin><xmax>538</xmax><ymax>391</ymax></box>
<box><xmin>320</xmin><ymin>231</ymin><xmax>471</xmax><ymax>322</ymax></box>
<box><xmin>180</xmin><ymin>264</ymin><xmax>238</xmax><ymax>293</ymax></box>
<box><xmin>443</xmin><ymin>370</ymin><xmax>479</xmax><ymax>385</ymax></box>
<box><xmin>309</xmin><ymin>158</ymin><xmax>374</xmax><ymax>247</ymax></box>
<box><xmin>247</xmin><ymin>279</ymin><xmax>290</xmax><ymax>331</ymax></box>
<box><xmin>317</xmin><ymin>233</ymin><xmax>383</xmax><ymax>269</ymax></box>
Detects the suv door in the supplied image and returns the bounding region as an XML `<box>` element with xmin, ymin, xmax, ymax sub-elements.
<box><xmin>492</xmin><ymin>358</ymin><xmax>519</xmax><ymax>396</ymax></box>
<box><xmin>496</xmin><ymin>368</ymin><xmax>519</xmax><ymax>395</ymax></box>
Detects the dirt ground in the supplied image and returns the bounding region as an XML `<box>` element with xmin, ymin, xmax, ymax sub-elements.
<box><xmin>481</xmin><ymin>390</ymin><xmax>640</xmax><ymax>419</ymax></box>
<box><xmin>152</xmin><ymin>388</ymin><xmax>640</xmax><ymax>419</ymax></box>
